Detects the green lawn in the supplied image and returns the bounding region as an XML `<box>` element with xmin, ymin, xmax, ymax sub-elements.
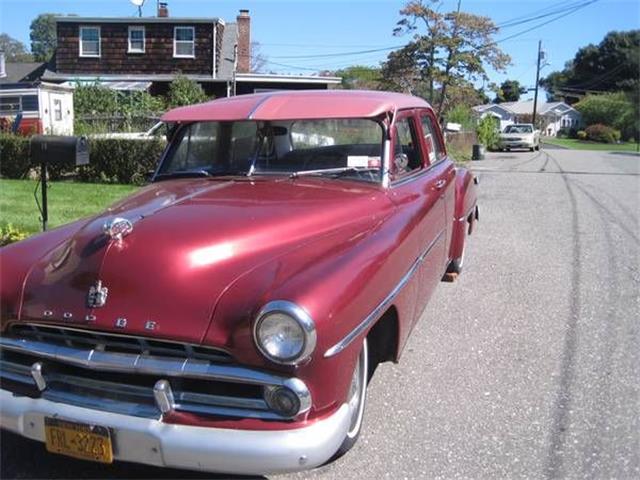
<box><xmin>543</xmin><ymin>137</ymin><xmax>640</xmax><ymax>152</ymax></box>
<box><xmin>0</xmin><ymin>179</ymin><xmax>138</xmax><ymax>235</ymax></box>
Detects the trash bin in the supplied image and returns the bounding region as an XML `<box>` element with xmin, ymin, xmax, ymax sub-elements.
<box><xmin>472</xmin><ymin>144</ymin><xmax>485</xmax><ymax>161</ymax></box>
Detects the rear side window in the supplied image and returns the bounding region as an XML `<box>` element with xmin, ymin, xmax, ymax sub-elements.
<box><xmin>392</xmin><ymin>117</ymin><xmax>422</xmax><ymax>179</ymax></box>
<box><xmin>420</xmin><ymin>115</ymin><xmax>446</xmax><ymax>164</ymax></box>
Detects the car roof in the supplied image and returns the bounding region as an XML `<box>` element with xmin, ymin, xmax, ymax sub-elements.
<box><xmin>161</xmin><ymin>90</ymin><xmax>431</xmax><ymax>122</ymax></box>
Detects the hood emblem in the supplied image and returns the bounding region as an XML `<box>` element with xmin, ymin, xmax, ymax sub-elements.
<box><xmin>103</xmin><ymin>217</ymin><xmax>133</xmax><ymax>242</ymax></box>
<box><xmin>87</xmin><ymin>280</ymin><xmax>108</xmax><ymax>308</ymax></box>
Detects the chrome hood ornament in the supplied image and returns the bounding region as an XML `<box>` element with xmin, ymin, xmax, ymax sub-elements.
<box><xmin>103</xmin><ymin>217</ymin><xmax>133</xmax><ymax>242</ymax></box>
<box><xmin>87</xmin><ymin>280</ymin><xmax>108</xmax><ymax>308</ymax></box>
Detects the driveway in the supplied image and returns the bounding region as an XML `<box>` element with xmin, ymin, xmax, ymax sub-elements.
<box><xmin>2</xmin><ymin>148</ymin><xmax>639</xmax><ymax>479</ymax></box>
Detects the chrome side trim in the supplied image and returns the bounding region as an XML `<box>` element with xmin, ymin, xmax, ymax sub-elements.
<box><xmin>324</xmin><ymin>229</ymin><xmax>445</xmax><ymax>358</ymax></box>
<box><xmin>0</xmin><ymin>336</ymin><xmax>303</xmax><ymax>389</ymax></box>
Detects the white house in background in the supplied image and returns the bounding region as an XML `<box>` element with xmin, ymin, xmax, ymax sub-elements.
<box><xmin>472</xmin><ymin>99</ymin><xmax>582</xmax><ymax>136</ymax></box>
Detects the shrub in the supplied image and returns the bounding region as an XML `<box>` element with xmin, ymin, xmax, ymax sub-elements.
<box><xmin>445</xmin><ymin>105</ymin><xmax>475</xmax><ymax>131</ymax></box>
<box><xmin>0</xmin><ymin>224</ymin><xmax>29</xmax><ymax>246</ymax></box>
<box><xmin>0</xmin><ymin>134</ymin><xmax>165</xmax><ymax>185</ymax></box>
<box><xmin>577</xmin><ymin>130</ymin><xmax>587</xmax><ymax>140</ymax></box>
<box><xmin>476</xmin><ymin>116</ymin><xmax>500</xmax><ymax>150</ymax></box>
<box><xmin>585</xmin><ymin>124</ymin><xmax>621</xmax><ymax>143</ymax></box>
<box><xmin>167</xmin><ymin>75</ymin><xmax>209</xmax><ymax>108</ymax></box>
<box><xmin>0</xmin><ymin>133</ymin><xmax>30</xmax><ymax>178</ymax></box>
<box><xmin>576</xmin><ymin>92</ymin><xmax>635</xmax><ymax>140</ymax></box>
<box><xmin>78</xmin><ymin>138</ymin><xmax>166</xmax><ymax>184</ymax></box>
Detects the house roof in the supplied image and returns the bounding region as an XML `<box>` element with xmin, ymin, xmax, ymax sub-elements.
<box><xmin>0</xmin><ymin>62</ymin><xmax>46</xmax><ymax>84</ymax></box>
<box><xmin>162</xmin><ymin>90</ymin><xmax>430</xmax><ymax>122</ymax></box>
<box><xmin>473</xmin><ymin>99</ymin><xmax>578</xmax><ymax>116</ymax></box>
<box><xmin>54</xmin><ymin>16</ymin><xmax>222</xmax><ymax>24</ymax></box>
<box><xmin>41</xmin><ymin>69</ymin><xmax>340</xmax><ymax>85</ymax></box>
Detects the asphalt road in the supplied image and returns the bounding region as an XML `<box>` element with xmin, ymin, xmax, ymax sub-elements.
<box><xmin>2</xmin><ymin>148</ymin><xmax>639</xmax><ymax>479</ymax></box>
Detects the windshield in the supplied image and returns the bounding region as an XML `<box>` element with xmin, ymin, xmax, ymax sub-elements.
<box><xmin>504</xmin><ymin>125</ymin><xmax>533</xmax><ymax>133</ymax></box>
<box><xmin>156</xmin><ymin>119</ymin><xmax>384</xmax><ymax>182</ymax></box>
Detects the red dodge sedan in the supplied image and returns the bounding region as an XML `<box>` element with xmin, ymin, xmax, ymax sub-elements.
<box><xmin>0</xmin><ymin>90</ymin><xmax>478</xmax><ymax>475</ymax></box>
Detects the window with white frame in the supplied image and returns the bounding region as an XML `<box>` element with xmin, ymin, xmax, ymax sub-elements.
<box><xmin>174</xmin><ymin>26</ymin><xmax>195</xmax><ymax>58</ymax></box>
<box><xmin>128</xmin><ymin>26</ymin><xmax>145</xmax><ymax>53</ymax></box>
<box><xmin>79</xmin><ymin>26</ymin><xmax>101</xmax><ymax>57</ymax></box>
<box><xmin>53</xmin><ymin>99</ymin><xmax>63</xmax><ymax>121</ymax></box>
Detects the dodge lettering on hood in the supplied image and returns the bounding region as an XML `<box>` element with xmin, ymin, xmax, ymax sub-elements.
<box><xmin>0</xmin><ymin>90</ymin><xmax>478</xmax><ymax>475</ymax></box>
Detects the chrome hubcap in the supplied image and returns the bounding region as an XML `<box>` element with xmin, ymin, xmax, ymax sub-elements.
<box><xmin>346</xmin><ymin>338</ymin><xmax>367</xmax><ymax>438</ymax></box>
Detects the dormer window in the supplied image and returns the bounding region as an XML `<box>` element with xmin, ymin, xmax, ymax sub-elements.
<box><xmin>174</xmin><ymin>26</ymin><xmax>195</xmax><ymax>58</ymax></box>
<box><xmin>79</xmin><ymin>26</ymin><xmax>101</xmax><ymax>57</ymax></box>
<box><xmin>128</xmin><ymin>26</ymin><xmax>145</xmax><ymax>53</ymax></box>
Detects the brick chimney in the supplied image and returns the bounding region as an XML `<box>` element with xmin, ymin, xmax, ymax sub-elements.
<box><xmin>158</xmin><ymin>1</ymin><xmax>169</xmax><ymax>18</ymax></box>
<box><xmin>236</xmin><ymin>9</ymin><xmax>251</xmax><ymax>73</ymax></box>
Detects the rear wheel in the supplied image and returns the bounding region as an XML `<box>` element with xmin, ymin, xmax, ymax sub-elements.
<box><xmin>333</xmin><ymin>338</ymin><xmax>368</xmax><ymax>458</ymax></box>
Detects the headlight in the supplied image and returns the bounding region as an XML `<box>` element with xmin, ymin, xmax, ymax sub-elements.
<box><xmin>253</xmin><ymin>301</ymin><xmax>316</xmax><ymax>365</ymax></box>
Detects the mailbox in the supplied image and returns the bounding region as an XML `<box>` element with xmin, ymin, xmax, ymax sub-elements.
<box><xmin>30</xmin><ymin>135</ymin><xmax>89</xmax><ymax>166</ymax></box>
<box><xmin>30</xmin><ymin>135</ymin><xmax>90</xmax><ymax>232</ymax></box>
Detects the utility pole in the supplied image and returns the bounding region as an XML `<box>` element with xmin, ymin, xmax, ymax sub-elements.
<box><xmin>532</xmin><ymin>40</ymin><xmax>542</xmax><ymax>127</ymax></box>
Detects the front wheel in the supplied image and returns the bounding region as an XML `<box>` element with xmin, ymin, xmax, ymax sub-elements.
<box><xmin>333</xmin><ymin>338</ymin><xmax>368</xmax><ymax>458</ymax></box>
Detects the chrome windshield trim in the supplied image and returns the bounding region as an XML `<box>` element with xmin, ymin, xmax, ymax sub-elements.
<box><xmin>324</xmin><ymin>229</ymin><xmax>445</xmax><ymax>358</ymax></box>
<box><xmin>0</xmin><ymin>336</ymin><xmax>299</xmax><ymax>389</ymax></box>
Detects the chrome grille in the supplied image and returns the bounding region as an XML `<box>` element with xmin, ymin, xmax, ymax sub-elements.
<box><xmin>0</xmin><ymin>323</ymin><xmax>308</xmax><ymax>421</ymax></box>
<box><xmin>8</xmin><ymin>324</ymin><xmax>232</xmax><ymax>363</ymax></box>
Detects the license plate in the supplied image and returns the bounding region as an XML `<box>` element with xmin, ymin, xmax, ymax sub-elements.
<box><xmin>44</xmin><ymin>417</ymin><xmax>113</xmax><ymax>464</ymax></box>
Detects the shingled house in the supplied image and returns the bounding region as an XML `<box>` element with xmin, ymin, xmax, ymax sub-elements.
<box><xmin>42</xmin><ymin>6</ymin><xmax>340</xmax><ymax>96</ymax></box>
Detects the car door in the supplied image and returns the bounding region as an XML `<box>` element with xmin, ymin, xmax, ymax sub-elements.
<box><xmin>387</xmin><ymin>110</ymin><xmax>447</xmax><ymax>326</ymax></box>
<box><xmin>418</xmin><ymin>109</ymin><xmax>456</xmax><ymax>265</ymax></box>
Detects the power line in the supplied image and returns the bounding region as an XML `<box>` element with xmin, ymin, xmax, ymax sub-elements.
<box><xmin>497</xmin><ymin>0</ymin><xmax>589</xmax><ymax>29</ymax></box>
<box><xmin>270</xmin><ymin>45</ymin><xmax>404</xmax><ymax>60</ymax></box>
<box><xmin>486</xmin><ymin>0</ymin><xmax>600</xmax><ymax>48</ymax></box>
<box><xmin>266</xmin><ymin>0</ymin><xmax>600</xmax><ymax>72</ymax></box>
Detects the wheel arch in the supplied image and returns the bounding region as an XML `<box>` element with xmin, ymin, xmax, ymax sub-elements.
<box><xmin>366</xmin><ymin>306</ymin><xmax>400</xmax><ymax>378</ymax></box>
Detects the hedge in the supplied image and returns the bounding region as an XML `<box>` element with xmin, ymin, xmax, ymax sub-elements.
<box><xmin>0</xmin><ymin>134</ymin><xmax>166</xmax><ymax>185</ymax></box>
<box><xmin>584</xmin><ymin>124</ymin><xmax>621</xmax><ymax>144</ymax></box>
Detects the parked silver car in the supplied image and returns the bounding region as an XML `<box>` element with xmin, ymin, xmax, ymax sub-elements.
<box><xmin>498</xmin><ymin>124</ymin><xmax>540</xmax><ymax>151</ymax></box>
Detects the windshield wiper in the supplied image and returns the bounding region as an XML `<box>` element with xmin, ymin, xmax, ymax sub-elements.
<box><xmin>155</xmin><ymin>169</ymin><xmax>250</xmax><ymax>181</ymax></box>
<box><xmin>289</xmin><ymin>167</ymin><xmax>379</xmax><ymax>179</ymax></box>
<box><xmin>154</xmin><ymin>169</ymin><xmax>213</xmax><ymax>180</ymax></box>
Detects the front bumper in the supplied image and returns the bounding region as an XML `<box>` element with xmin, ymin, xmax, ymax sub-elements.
<box><xmin>0</xmin><ymin>389</ymin><xmax>351</xmax><ymax>475</ymax></box>
<box><xmin>500</xmin><ymin>140</ymin><xmax>535</xmax><ymax>149</ymax></box>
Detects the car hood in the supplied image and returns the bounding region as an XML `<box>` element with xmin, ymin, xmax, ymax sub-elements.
<box><xmin>18</xmin><ymin>177</ymin><xmax>390</xmax><ymax>345</ymax></box>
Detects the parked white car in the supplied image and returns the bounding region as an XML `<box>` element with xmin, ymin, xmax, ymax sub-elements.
<box><xmin>89</xmin><ymin>122</ymin><xmax>166</xmax><ymax>140</ymax></box>
<box><xmin>498</xmin><ymin>124</ymin><xmax>540</xmax><ymax>151</ymax></box>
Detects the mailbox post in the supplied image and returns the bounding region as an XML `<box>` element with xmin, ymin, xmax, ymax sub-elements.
<box><xmin>30</xmin><ymin>136</ymin><xmax>89</xmax><ymax>231</ymax></box>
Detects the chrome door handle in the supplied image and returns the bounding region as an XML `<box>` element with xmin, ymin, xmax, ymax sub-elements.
<box><xmin>435</xmin><ymin>179</ymin><xmax>446</xmax><ymax>190</ymax></box>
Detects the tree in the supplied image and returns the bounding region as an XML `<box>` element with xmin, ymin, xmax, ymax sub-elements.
<box><xmin>575</xmin><ymin>93</ymin><xmax>635</xmax><ymax>140</ymax></box>
<box><xmin>382</xmin><ymin>0</ymin><xmax>510</xmax><ymax>115</ymax></box>
<box><xmin>541</xmin><ymin>30</ymin><xmax>640</xmax><ymax>97</ymax></box>
<box><xmin>0</xmin><ymin>34</ymin><xmax>33</xmax><ymax>62</ymax></box>
<box><xmin>250</xmin><ymin>41</ymin><xmax>268</xmax><ymax>73</ymax></box>
<box><xmin>167</xmin><ymin>76</ymin><xmax>209</xmax><ymax>108</ymax></box>
<box><xmin>493</xmin><ymin>79</ymin><xmax>526</xmax><ymax>103</ymax></box>
<box><xmin>30</xmin><ymin>14</ymin><xmax>58</xmax><ymax>62</ymax></box>
<box><xmin>333</xmin><ymin>65</ymin><xmax>382</xmax><ymax>90</ymax></box>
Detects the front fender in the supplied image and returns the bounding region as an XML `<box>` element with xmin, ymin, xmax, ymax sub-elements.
<box><xmin>0</xmin><ymin>219</ymin><xmax>87</xmax><ymax>325</ymax></box>
<box><xmin>204</xmin><ymin>195</ymin><xmax>424</xmax><ymax>418</ymax></box>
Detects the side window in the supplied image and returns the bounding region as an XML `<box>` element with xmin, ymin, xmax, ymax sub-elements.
<box><xmin>420</xmin><ymin>115</ymin><xmax>446</xmax><ymax>164</ymax></box>
<box><xmin>392</xmin><ymin>117</ymin><xmax>422</xmax><ymax>179</ymax></box>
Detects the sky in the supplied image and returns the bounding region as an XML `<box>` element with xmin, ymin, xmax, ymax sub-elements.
<box><xmin>1</xmin><ymin>0</ymin><xmax>639</xmax><ymax>100</ymax></box>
